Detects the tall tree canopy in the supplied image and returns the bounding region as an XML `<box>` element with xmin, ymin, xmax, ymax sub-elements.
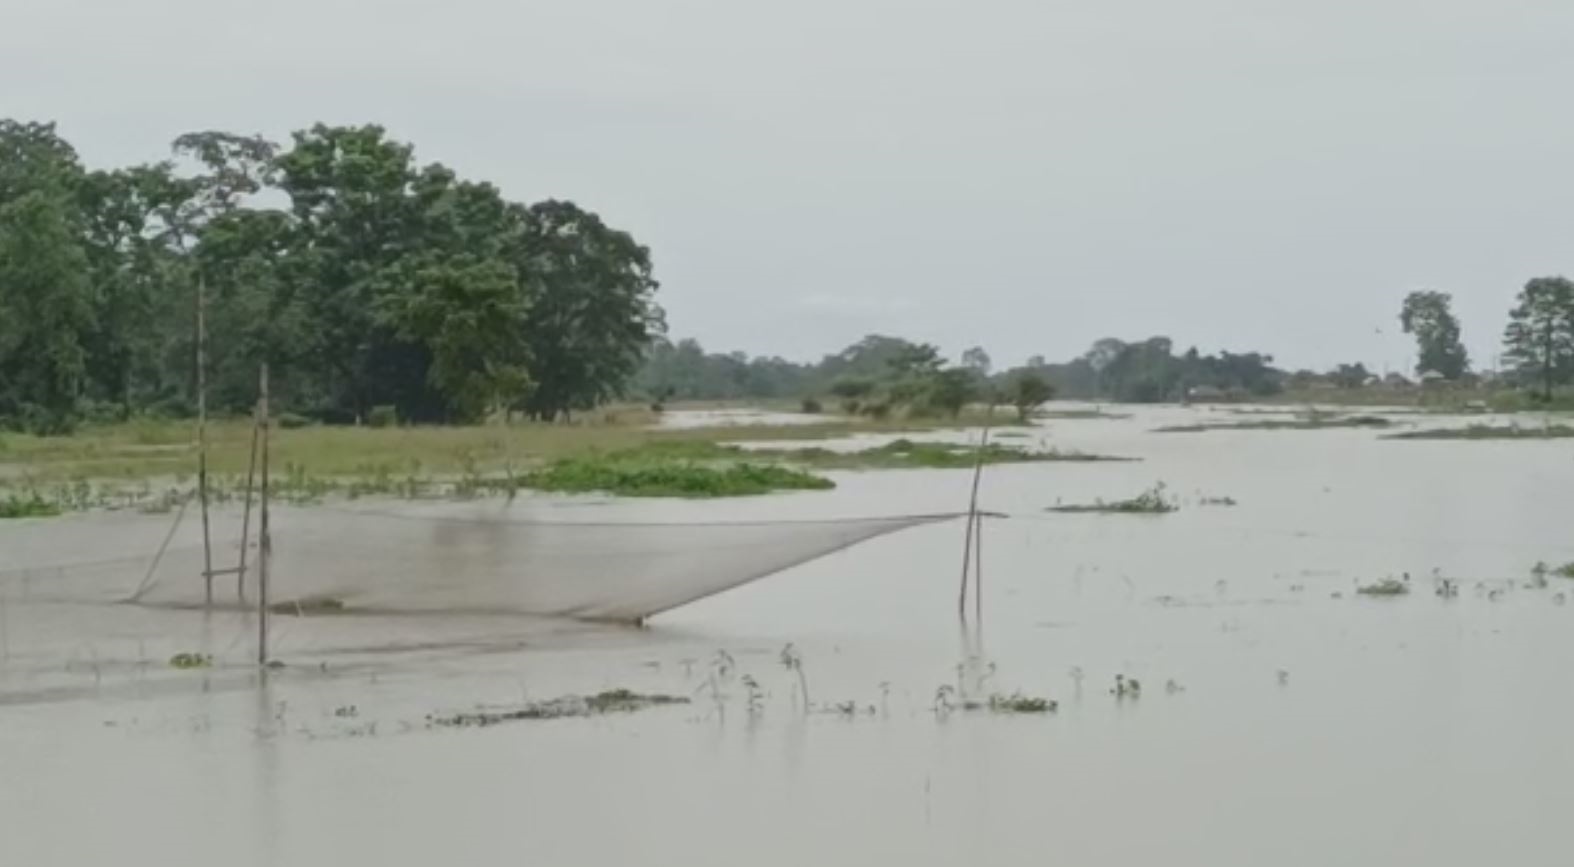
<box><xmin>1502</xmin><ymin>277</ymin><xmax>1574</xmax><ymax>400</ymax></box>
<box><xmin>1399</xmin><ymin>290</ymin><xmax>1469</xmax><ymax>379</ymax></box>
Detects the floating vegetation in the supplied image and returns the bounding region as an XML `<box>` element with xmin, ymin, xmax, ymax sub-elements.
<box><xmin>1356</xmin><ymin>577</ymin><xmax>1410</xmax><ymax>596</ymax></box>
<box><xmin>986</xmin><ymin>692</ymin><xmax>1057</xmax><ymax>713</ymax></box>
<box><xmin>1034</xmin><ymin>409</ymin><xmax>1131</xmax><ymax>420</ymax></box>
<box><xmin>1047</xmin><ymin>482</ymin><xmax>1178</xmax><ymax>514</ymax></box>
<box><xmin>671</xmin><ymin>438</ymin><xmax>1132</xmax><ymax>469</ymax></box>
<box><xmin>1154</xmin><ymin>414</ymin><xmax>1392</xmax><ymax>434</ymax></box>
<box><xmin>522</xmin><ymin>457</ymin><xmax>834</xmax><ymax>498</ymax></box>
<box><xmin>1384</xmin><ymin>424</ymin><xmax>1574</xmax><ymax>441</ymax></box>
<box><xmin>268</xmin><ymin>596</ymin><xmax>348</xmax><ymax>615</ymax></box>
<box><xmin>168</xmin><ymin>652</ymin><xmax>213</xmax><ymax>670</ymax></box>
<box><xmin>428</xmin><ymin>690</ymin><xmax>690</xmax><ymax>728</ymax></box>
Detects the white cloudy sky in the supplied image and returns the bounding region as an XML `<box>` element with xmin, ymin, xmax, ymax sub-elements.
<box><xmin>8</xmin><ymin>0</ymin><xmax>1574</xmax><ymax>371</ymax></box>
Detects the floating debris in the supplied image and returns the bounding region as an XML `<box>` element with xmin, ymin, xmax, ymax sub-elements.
<box><xmin>1276</xmin><ymin>670</ymin><xmax>1290</xmax><ymax>686</ymax></box>
<box><xmin>428</xmin><ymin>690</ymin><xmax>689</xmax><ymax>728</ymax></box>
<box><xmin>1165</xmin><ymin>679</ymin><xmax>1186</xmax><ymax>694</ymax></box>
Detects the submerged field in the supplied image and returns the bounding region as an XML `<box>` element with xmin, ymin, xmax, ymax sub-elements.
<box><xmin>4</xmin><ymin>403</ymin><xmax>1574</xmax><ymax>865</ymax></box>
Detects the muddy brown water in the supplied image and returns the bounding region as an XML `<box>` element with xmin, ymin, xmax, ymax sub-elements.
<box><xmin>3</xmin><ymin>405</ymin><xmax>1573</xmax><ymax>866</ymax></box>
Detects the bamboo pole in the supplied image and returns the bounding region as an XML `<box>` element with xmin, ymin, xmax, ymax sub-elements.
<box><xmin>236</xmin><ymin>411</ymin><xmax>260</xmax><ymax>602</ymax></box>
<box><xmin>197</xmin><ymin>274</ymin><xmax>213</xmax><ymax>606</ymax></box>
<box><xmin>957</xmin><ymin>423</ymin><xmax>991</xmax><ymax>620</ymax></box>
<box><xmin>971</xmin><ymin>425</ymin><xmax>990</xmax><ymax>620</ymax></box>
<box><xmin>257</xmin><ymin>363</ymin><xmax>271</xmax><ymax>667</ymax></box>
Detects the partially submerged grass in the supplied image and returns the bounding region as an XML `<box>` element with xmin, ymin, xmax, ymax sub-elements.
<box><xmin>428</xmin><ymin>689</ymin><xmax>689</xmax><ymax>727</ymax></box>
<box><xmin>1154</xmin><ymin>414</ymin><xmax>1392</xmax><ymax>434</ymax></box>
<box><xmin>1383</xmin><ymin>424</ymin><xmax>1574</xmax><ymax>441</ymax></box>
<box><xmin>0</xmin><ymin>412</ymin><xmax>1132</xmax><ymax>512</ymax></box>
<box><xmin>1047</xmin><ymin>482</ymin><xmax>1178</xmax><ymax>514</ymax></box>
<box><xmin>1356</xmin><ymin>578</ymin><xmax>1410</xmax><ymax>596</ymax></box>
<box><xmin>987</xmin><ymin>692</ymin><xmax>1058</xmax><ymax>713</ymax></box>
<box><xmin>0</xmin><ymin>492</ymin><xmax>62</xmax><ymax>519</ymax></box>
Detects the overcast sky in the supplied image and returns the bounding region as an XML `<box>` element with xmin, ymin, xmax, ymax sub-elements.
<box><xmin>8</xmin><ymin>0</ymin><xmax>1574</xmax><ymax>372</ymax></box>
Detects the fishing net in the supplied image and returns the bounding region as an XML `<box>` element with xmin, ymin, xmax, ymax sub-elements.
<box><xmin>104</xmin><ymin>502</ymin><xmax>959</xmax><ymax>621</ymax></box>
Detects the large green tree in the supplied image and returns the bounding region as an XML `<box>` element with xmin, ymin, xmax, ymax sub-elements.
<box><xmin>1399</xmin><ymin>290</ymin><xmax>1469</xmax><ymax>380</ymax></box>
<box><xmin>1503</xmin><ymin>277</ymin><xmax>1574</xmax><ymax>400</ymax></box>
<box><xmin>514</xmin><ymin>200</ymin><xmax>663</xmax><ymax>420</ymax></box>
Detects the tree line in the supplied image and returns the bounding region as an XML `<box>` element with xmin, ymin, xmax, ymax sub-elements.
<box><xmin>0</xmin><ymin>119</ymin><xmax>661</xmax><ymax>432</ymax></box>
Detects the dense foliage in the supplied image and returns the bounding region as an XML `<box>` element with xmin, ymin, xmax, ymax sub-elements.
<box><xmin>0</xmin><ymin>120</ymin><xmax>661</xmax><ymax>432</ymax></box>
<box><xmin>1400</xmin><ymin>290</ymin><xmax>1469</xmax><ymax>380</ymax></box>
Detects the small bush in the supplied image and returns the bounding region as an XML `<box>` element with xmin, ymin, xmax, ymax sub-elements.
<box><xmin>367</xmin><ymin>405</ymin><xmax>399</xmax><ymax>428</ymax></box>
<box><xmin>800</xmin><ymin>398</ymin><xmax>823</xmax><ymax>414</ymax></box>
<box><xmin>276</xmin><ymin>412</ymin><xmax>312</xmax><ymax>430</ymax></box>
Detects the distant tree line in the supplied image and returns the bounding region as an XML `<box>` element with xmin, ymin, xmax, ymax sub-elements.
<box><xmin>636</xmin><ymin>333</ymin><xmax>1284</xmax><ymax>409</ymax></box>
<box><xmin>0</xmin><ymin>119</ymin><xmax>661</xmax><ymax>432</ymax></box>
<box><xmin>640</xmin><ymin>283</ymin><xmax>1574</xmax><ymax>410</ymax></box>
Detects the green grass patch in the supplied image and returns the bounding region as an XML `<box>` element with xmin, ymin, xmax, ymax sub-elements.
<box><xmin>1383</xmin><ymin>424</ymin><xmax>1574</xmax><ymax>441</ymax></box>
<box><xmin>1046</xmin><ymin>483</ymin><xmax>1177</xmax><ymax>514</ymax></box>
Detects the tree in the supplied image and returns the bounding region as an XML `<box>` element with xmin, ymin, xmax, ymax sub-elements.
<box><xmin>1503</xmin><ymin>277</ymin><xmax>1574</xmax><ymax>401</ymax></box>
<box><xmin>0</xmin><ymin>192</ymin><xmax>95</xmax><ymax>432</ymax></box>
<box><xmin>1330</xmin><ymin>362</ymin><xmax>1371</xmax><ymax>389</ymax></box>
<box><xmin>923</xmin><ymin>368</ymin><xmax>975</xmax><ymax>418</ymax></box>
<box><xmin>1008</xmin><ymin>371</ymin><xmax>1055</xmax><ymax>420</ymax></box>
<box><xmin>960</xmin><ymin>346</ymin><xmax>992</xmax><ymax>376</ymax></box>
<box><xmin>1400</xmin><ymin>290</ymin><xmax>1469</xmax><ymax>380</ymax></box>
<box><xmin>514</xmin><ymin>200</ymin><xmax>663</xmax><ymax>420</ymax></box>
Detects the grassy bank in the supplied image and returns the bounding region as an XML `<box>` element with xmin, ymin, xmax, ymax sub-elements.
<box><xmin>0</xmin><ymin>407</ymin><xmax>1021</xmax><ymax>484</ymax></box>
<box><xmin>0</xmin><ymin>408</ymin><xmax>1079</xmax><ymax>510</ymax></box>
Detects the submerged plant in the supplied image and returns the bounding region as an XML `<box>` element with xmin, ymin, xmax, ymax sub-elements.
<box><xmin>1047</xmin><ymin>483</ymin><xmax>1178</xmax><ymax>515</ymax></box>
<box><xmin>1356</xmin><ymin>577</ymin><xmax>1410</xmax><ymax>596</ymax></box>
<box><xmin>779</xmin><ymin>643</ymin><xmax>810</xmax><ymax>710</ymax></box>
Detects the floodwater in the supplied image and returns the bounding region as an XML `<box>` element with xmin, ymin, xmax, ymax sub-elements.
<box><xmin>3</xmin><ymin>404</ymin><xmax>1574</xmax><ymax>866</ymax></box>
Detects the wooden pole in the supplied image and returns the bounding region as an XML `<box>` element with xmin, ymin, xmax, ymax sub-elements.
<box><xmin>257</xmin><ymin>363</ymin><xmax>271</xmax><ymax>667</ymax></box>
<box><xmin>236</xmin><ymin>410</ymin><xmax>260</xmax><ymax>603</ymax></box>
<box><xmin>197</xmin><ymin>274</ymin><xmax>213</xmax><ymax>607</ymax></box>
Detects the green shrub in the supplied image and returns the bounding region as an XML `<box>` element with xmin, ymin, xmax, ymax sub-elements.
<box><xmin>800</xmin><ymin>398</ymin><xmax>823</xmax><ymax>414</ymax></box>
<box><xmin>276</xmin><ymin>412</ymin><xmax>311</xmax><ymax>430</ymax></box>
<box><xmin>367</xmin><ymin>405</ymin><xmax>399</xmax><ymax>428</ymax></box>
